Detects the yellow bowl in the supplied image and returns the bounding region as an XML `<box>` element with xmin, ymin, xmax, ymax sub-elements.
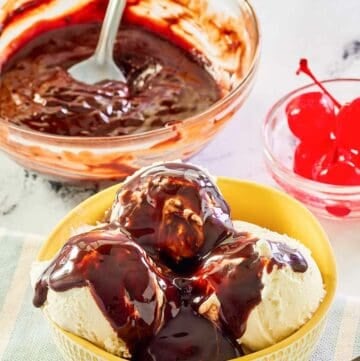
<box><xmin>36</xmin><ymin>178</ymin><xmax>337</xmax><ymax>361</ymax></box>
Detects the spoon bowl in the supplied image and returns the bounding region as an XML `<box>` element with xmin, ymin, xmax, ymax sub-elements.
<box><xmin>68</xmin><ymin>0</ymin><xmax>126</xmax><ymax>84</ymax></box>
<box><xmin>69</xmin><ymin>56</ymin><xmax>125</xmax><ymax>85</ymax></box>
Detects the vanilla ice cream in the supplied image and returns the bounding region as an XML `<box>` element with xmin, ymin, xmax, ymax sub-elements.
<box><xmin>31</xmin><ymin>260</ymin><xmax>130</xmax><ymax>357</ymax></box>
<box><xmin>32</xmin><ymin>228</ymin><xmax>180</xmax><ymax>359</ymax></box>
<box><xmin>197</xmin><ymin>220</ymin><xmax>325</xmax><ymax>352</ymax></box>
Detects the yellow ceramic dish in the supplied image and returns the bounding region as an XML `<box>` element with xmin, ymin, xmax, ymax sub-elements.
<box><xmin>36</xmin><ymin>178</ymin><xmax>337</xmax><ymax>361</ymax></box>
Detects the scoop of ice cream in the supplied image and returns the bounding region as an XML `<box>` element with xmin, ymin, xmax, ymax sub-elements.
<box><xmin>193</xmin><ymin>220</ymin><xmax>325</xmax><ymax>352</ymax></box>
<box><xmin>32</xmin><ymin>227</ymin><xmax>180</xmax><ymax>357</ymax></box>
<box><xmin>110</xmin><ymin>162</ymin><xmax>233</xmax><ymax>267</ymax></box>
<box><xmin>31</xmin><ymin>277</ymin><xmax>130</xmax><ymax>357</ymax></box>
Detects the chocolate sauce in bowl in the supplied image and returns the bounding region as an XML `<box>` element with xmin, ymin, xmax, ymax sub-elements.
<box><xmin>0</xmin><ymin>25</ymin><xmax>220</xmax><ymax>136</ymax></box>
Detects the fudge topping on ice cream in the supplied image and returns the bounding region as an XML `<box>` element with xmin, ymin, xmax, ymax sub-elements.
<box><xmin>111</xmin><ymin>162</ymin><xmax>233</xmax><ymax>269</ymax></box>
<box><xmin>267</xmin><ymin>241</ymin><xmax>308</xmax><ymax>273</ymax></box>
<box><xmin>192</xmin><ymin>234</ymin><xmax>308</xmax><ymax>339</ymax></box>
<box><xmin>192</xmin><ymin>238</ymin><xmax>265</xmax><ymax>338</ymax></box>
<box><xmin>133</xmin><ymin>306</ymin><xmax>243</xmax><ymax>361</ymax></box>
<box><xmin>34</xmin><ymin>227</ymin><xmax>180</xmax><ymax>352</ymax></box>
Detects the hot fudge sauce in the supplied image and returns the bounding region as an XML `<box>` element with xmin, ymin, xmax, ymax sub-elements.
<box><xmin>110</xmin><ymin>162</ymin><xmax>234</xmax><ymax>270</ymax></box>
<box><xmin>34</xmin><ymin>227</ymin><xmax>180</xmax><ymax>352</ymax></box>
<box><xmin>0</xmin><ymin>25</ymin><xmax>220</xmax><ymax>136</ymax></box>
<box><xmin>133</xmin><ymin>306</ymin><xmax>242</xmax><ymax>361</ymax></box>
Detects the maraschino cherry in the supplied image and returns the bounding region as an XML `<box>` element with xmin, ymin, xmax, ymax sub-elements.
<box><xmin>287</xmin><ymin>59</ymin><xmax>360</xmax><ymax>186</ymax></box>
<box><xmin>337</xmin><ymin>98</ymin><xmax>360</xmax><ymax>150</ymax></box>
<box><xmin>293</xmin><ymin>139</ymin><xmax>334</xmax><ymax>179</ymax></box>
<box><xmin>286</xmin><ymin>92</ymin><xmax>336</xmax><ymax>142</ymax></box>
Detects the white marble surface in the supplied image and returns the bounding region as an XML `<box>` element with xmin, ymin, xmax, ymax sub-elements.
<box><xmin>0</xmin><ymin>0</ymin><xmax>359</xmax><ymax>296</ymax></box>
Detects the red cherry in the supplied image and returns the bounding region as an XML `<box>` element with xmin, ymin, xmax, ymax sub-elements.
<box><xmin>294</xmin><ymin>139</ymin><xmax>334</xmax><ymax>178</ymax></box>
<box><xmin>289</xmin><ymin>58</ymin><xmax>360</xmax><ymax>187</ymax></box>
<box><xmin>286</xmin><ymin>92</ymin><xmax>336</xmax><ymax>141</ymax></box>
<box><xmin>336</xmin><ymin>98</ymin><xmax>360</xmax><ymax>150</ymax></box>
<box><xmin>314</xmin><ymin>159</ymin><xmax>360</xmax><ymax>185</ymax></box>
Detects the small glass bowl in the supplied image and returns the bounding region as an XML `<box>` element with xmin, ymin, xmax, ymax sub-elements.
<box><xmin>0</xmin><ymin>0</ymin><xmax>260</xmax><ymax>182</ymax></box>
<box><xmin>263</xmin><ymin>79</ymin><xmax>360</xmax><ymax>220</ymax></box>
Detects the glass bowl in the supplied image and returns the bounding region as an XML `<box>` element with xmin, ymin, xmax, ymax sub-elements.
<box><xmin>0</xmin><ymin>0</ymin><xmax>260</xmax><ymax>182</ymax></box>
<box><xmin>264</xmin><ymin>79</ymin><xmax>360</xmax><ymax>220</ymax></box>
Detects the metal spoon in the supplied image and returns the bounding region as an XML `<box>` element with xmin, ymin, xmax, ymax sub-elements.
<box><xmin>68</xmin><ymin>0</ymin><xmax>126</xmax><ymax>84</ymax></box>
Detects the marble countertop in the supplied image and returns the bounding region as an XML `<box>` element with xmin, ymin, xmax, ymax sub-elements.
<box><xmin>0</xmin><ymin>0</ymin><xmax>359</xmax><ymax>296</ymax></box>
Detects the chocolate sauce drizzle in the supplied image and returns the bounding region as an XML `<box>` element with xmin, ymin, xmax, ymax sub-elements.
<box><xmin>34</xmin><ymin>227</ymin><xmax>180</xmax><ymax>352</ymax></box>
<box><xmin>33</xmin><ymin>163</ymin><xmax>308</xmax><ymax>360</ymax></box>
<box><xmin>267</xmin><ymin>241</ymin><xmax>308</xmax><ymax>273</ymax></box>
<box><xmin>192</xmin><ymin>237</ymin><xmax>265</xmax><ymax>339</ymax></box>
<box><xmin>133</xmin><ymin>306</ymin><xmax>243</xmax><ymax>361</ymax></box>
<box><xmin>111</xmin><ymin>162</ymin><xmax>234</xmax><ymax>271</ymax></box>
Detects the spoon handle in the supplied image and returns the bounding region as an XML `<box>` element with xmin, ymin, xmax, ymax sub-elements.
<box><xmin>94</xmin><ymin>0</ymin><xmax>126</xmax><ymax>65</ymax></box>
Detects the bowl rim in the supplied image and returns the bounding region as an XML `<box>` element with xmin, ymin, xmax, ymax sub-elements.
<box><xmin>263</xmin><ymin>78</ymin><xmax>360</xmax><ymax>195</ymax></box>
<box><xmin>0</xmin><ymin>0</ymin><xmax>260</xmax><ymax>144</ymax></box>
<box><xmin>36</xmin><ymin>177</ymin><xmax>337</xmax><ymax>361</ymax></box>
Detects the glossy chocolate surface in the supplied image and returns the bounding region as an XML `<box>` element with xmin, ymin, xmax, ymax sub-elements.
<box><xmin>111</xmin><ymin>162</ymin><xmax>234</xmax><ymax>268</ymax></box>
<box><xmin>0</xmin><ymin>25</ymin><xmax>220</xmax><ymax>136</ymax></box>
<box><xmin>134</xmin><ymin>306</ymin><xmax>242</xmax><ymax>361</ymax></box>
<box><xmin>193</xmin><ymin>234</ymin><xmax>308</xmax><ymax>338</ymax></box>
<box><xmin>34</xmin><ymin>227</ymin><xmax>180</xmax><ymax>352</ymax></box>
<box><xmin>193</xmin><ymin>236</ymin><xmax>265</xmax><ymax>338</ymax></box>
<box><xmin>267</xmin><ymin>241</ymin><xmax>308</xmax><ymax>273</ymax></box>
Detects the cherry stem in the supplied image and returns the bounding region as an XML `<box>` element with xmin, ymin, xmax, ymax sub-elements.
<box><xmin>296</xmin><ymin>59</ymin><xmax>342</xmax><ymax>109</ymax></box>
